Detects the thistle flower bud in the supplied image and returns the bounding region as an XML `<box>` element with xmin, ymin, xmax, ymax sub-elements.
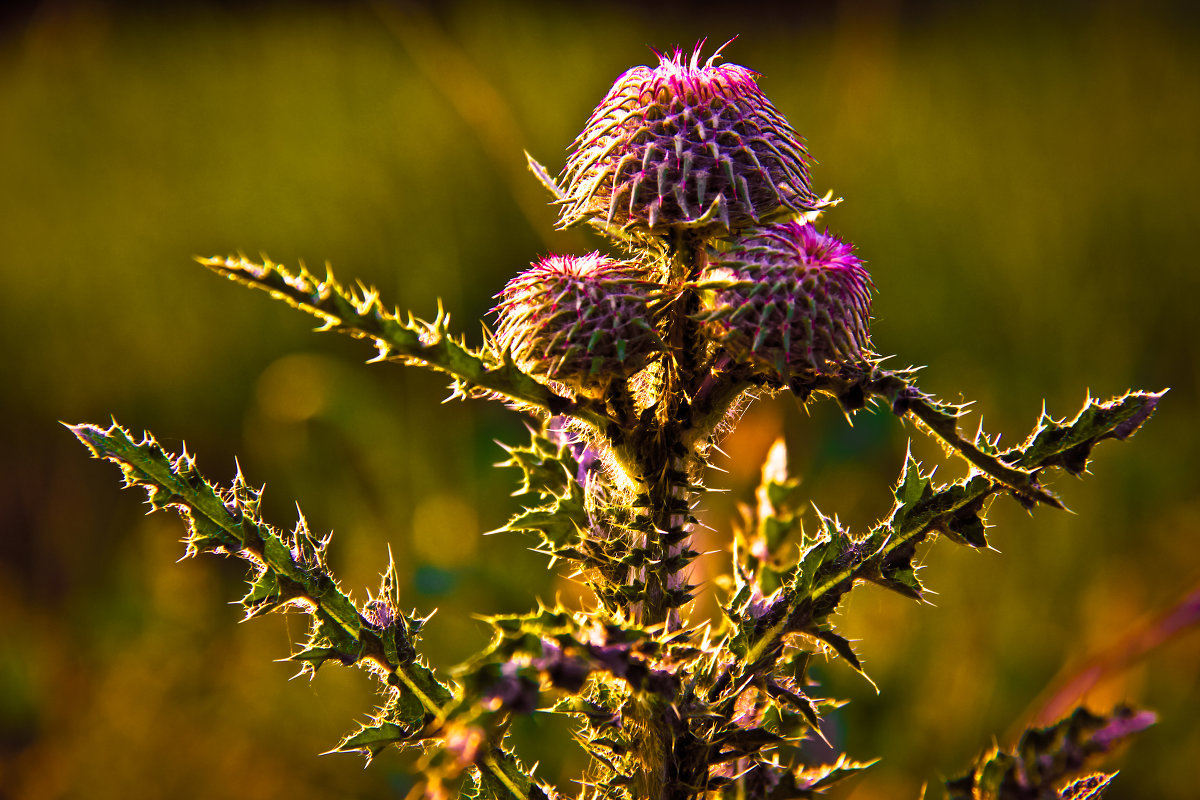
<box><xmin>702</xmin><ymin>220</ymin><xmax>873</xmax><ymax>375</ymax></box>
<box><xmin>492</xmin><ymin>253</ymin><xmax>663</xmax><ymax>391</ymax></box>
<box><xmin>558</xmin><ymin>42</ymin><xmax>830</xmax><ymax>235</ymax></box>
<box><xmin>362</xmin><ymin>598</ymin><xmax>396</xmax><ymax>630</ymax></box>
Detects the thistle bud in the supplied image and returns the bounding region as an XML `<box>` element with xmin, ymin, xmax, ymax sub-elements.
<box><xmin>702</xmin><ymin>220</ymin><xmax>873</xmax><ymax>376</ymax></box>
<box><xmin>558</xmin><ymin>42</ymin><xmax>830</xmax><ymax>235</ymax></box>
<box><xmin>493</xmin><ymin>253</ymin><xmax>663</xmax><ymax>391</ymax></box>
<box><xmin>362</xmin><ymin>598</ymin><xmax>396</xmax><ymax>630</ymax></box>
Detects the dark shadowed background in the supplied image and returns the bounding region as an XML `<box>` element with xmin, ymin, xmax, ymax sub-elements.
<box><xmin>1</xmin><ymin>1</ymin><xmax>1197</xmax><ymax>797</ymax></box>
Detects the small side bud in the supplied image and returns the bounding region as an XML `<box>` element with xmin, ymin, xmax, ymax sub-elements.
<box><xmin>701</xmin><ymin>220</ymin><xmax>874</xmax><ymax>379</ymax></box>
<box><xmin>492</xmin><ymin>253</ymin><xmax>665</xmax><ymax>393</ymax></box>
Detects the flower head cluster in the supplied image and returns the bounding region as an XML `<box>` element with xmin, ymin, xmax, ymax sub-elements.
<box><xmin>702</xmin><ymin>220</ymin><xmax>873</xmax><ymax>376</ymax></box>
<box><xmin>492</xmin><ymin>253</ymin><xmax>664</xmax><ymax>391</ymax></box>
<box><xmin>558</xmin><ymin>42</ymin><xmax>829</xmax><ymax>235</ymax></box>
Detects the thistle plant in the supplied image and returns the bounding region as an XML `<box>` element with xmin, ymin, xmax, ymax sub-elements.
<box><xmin>71</xmin><ymin>42</ymin><xmax>1163</xmax><ymax>800</ymax></box>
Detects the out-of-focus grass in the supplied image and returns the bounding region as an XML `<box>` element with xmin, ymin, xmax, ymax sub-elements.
<box><xmin>0</xmin><ymin>1</ymin><xmax>1196</xmax><ymax>797</ymax></box>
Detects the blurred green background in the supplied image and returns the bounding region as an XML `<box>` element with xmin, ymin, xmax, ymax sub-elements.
<box><xmin>1</xmin><ymin>1</ymin><xmax>1197</xmax><ymax>797</ymax></box>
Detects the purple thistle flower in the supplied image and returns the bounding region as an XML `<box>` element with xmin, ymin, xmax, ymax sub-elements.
<box><xmin>702</xmin><ymin>220</ymin><xmax>873</xmax><ymax>376</ymax></box>
<box><xmin>558</xmin><ymin>40</ymin><xmax>831</xmax><ymax>235</ymax></box>
<box><xmin>492</xmin><ymin>253</ymin><xmax>664</xmax><ymax>392</ymax></box>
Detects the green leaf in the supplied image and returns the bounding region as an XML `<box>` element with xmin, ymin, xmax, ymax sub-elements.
<box><xmin>241</xmin><ymin>567</ymin><xmax>286</xmax><ymax>617</ymax></box>
<box><xmin>797</xmin><ymin>755</ymin><xmax>877</xmax><ymax>792</ymax></box>
<box><xmin>70</xmin><ymin>419</ymin><xmax>558</xmax><ymax>792</ymax></box>
<box><xmin>736</xmin><ymin>388</ymin><xmax>1160</xmax><ymax>684</ymax></box>
<box><xmin>1012</xmin><ymin>391</ymin><xmax>1165</xmax><ymax>474</ymax></box>
<box><xmin>809</xmin><ymin>627</ymin><xmax>865</xmax><ymax>675</ymax></box>
<box><xmin>504</xmin><ymin>503</ymin><xmax>586</xmax><ymax>548</ymax></box>
<box><xmin>477</xmin><ymin>747</ymin><xmax>549</xmax><ymax>800</ymax></box>
<box><xmin>894</xmin><ymin>449</ymin><xmax>933</xmax><ymax>510</ymax></box>
<box><xmin>198</xmin><ymin>255</ymin><xmax>615</xmax><ymax>432</ymax></box>
<box><xmin>946</xmin><ymin>705</ymin><xmax>1154</xmax><ymax>799</ymax></box>
<box><xmin>333</xmin><ymin>721</ymin><xmax>416</xmax><ymax>762</ymax></box>
<box><xmin>285</xmin><ymin>645</ymin><xmax>346</xmax><ymax>673</ymax></box>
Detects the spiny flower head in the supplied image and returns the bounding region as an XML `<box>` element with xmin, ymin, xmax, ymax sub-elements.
<box><xmin>701</xmin><ymin>220</ymin><xmax>873</xmax><ymax>376</ymax></box>
<box><xmin>492</xmin><ymin>253</ymin><xmax>664</xmax><ymax>391</ymax></box>
<box><xmin>558</xmin><ymin>41</ymin><xmax>831</xmax><ymax>236</ymax></box>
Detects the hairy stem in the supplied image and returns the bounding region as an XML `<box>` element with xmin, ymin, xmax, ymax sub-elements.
<box><xmin>623</xmin><ymin>231</ymin><xmax>710</xmax><ymax>800</ymax></box>
<box><xmin>637</xmin><ymin>230</ymin><xmax>707</xmax><ymax>630</ymax></box>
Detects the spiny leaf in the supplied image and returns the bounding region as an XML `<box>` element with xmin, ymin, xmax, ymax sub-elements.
<box><xmin>1009</xmin><ymin>390</ymin><xmax>1166</xmax><ymax>475</ymax></box>
<box><xmin>494</xmin><ymin>424</ymin><xmax>596</xmax><ymax>561</ymax></box>
<box><xmin>813</xmin><ymin>369</ymin><xmax>1163</xmax><ymax>510</ymax></box>
<box><xmin>332</xmin><ymin>685</ymin><xmax>436</xmax><ymax>763</ymax></box>
<box><xmin>734</xmin><ymin>438</ymin><xmax>807</xmax><ymax>598</ymax></box>
<box><xmin>461</xmin><ymin>606</ymin><xmax>678</xmax><ymax>704</ymax></box>
<box><xmin>795</xmin><ymin>755</ymin><xmax>877</xmax><ymax>793</ymax></box>
<box><xmin>808</xmin><ymin>626</ymin><xmax>867</xmax><ymax>676</ymax></box>
<box><xmin>893</xmin><ymin>448</ymin><xmax>934</xmax><ymax>511</ymax></box>
<box><xmin>71</xmin><ymin>419</ymin><xmax>539</xmax><ymax>794</ymax></box>
<box><xmin>945</xmin><ymin>705</ymin><xmax>1155</xmax><ymax>800</ymax></box>
<box><xmin>789</xmin><ymin>510</ymin><xmax>852</xmax><ymax>601</ymax></box>
<box><xmin>712</xmin><ymin>753</ymin><xmax>874</xmax><ymax>798</ymax></box>
<box><xmin>333</xmin><ymin>721</ymin><xmax>419</xmax><ymax>762</ymax></box>
<box><xmin>1058</xmin><ymin>773</ymin><xmax>1116</xmax><ymax>800</ymax></box>
<box><xmin>504</xmin><ymin>502</ymin><xmax>587</xmax><ymax>549</ymax></box>
<box><xmin>198</xmin><ymin>254</ymin><xmax>615</xmax><ymax>432</ymax></box>
<box><xmin>287</xmin><ymin>645</ymin><xmax>352</xmax><ymax>671</ymax></box>
<box><xmin>496</xmin><ymin>427</ymin><xmax>580</xmax><ymax>497</ymax></box>
<box><xmin>241</xmin><ymin>567</ymin><xmax>289</xmax><ymax>617</ymax></box>
<box><xmin>477</xmin><ymin>748</ymin><xmax>552</xmax><ymax>800</ymax></box>
<box><xmin>734</xmin><ymin>389</ymin><xmax>1161</xmax><ymax>680</ymax></box>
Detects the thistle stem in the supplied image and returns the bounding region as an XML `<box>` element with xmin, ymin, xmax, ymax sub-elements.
<box><xmin>632</xmin><ymin>230</ymin><xmax>707</xmax><ymax>630</ymax></box>
<box><xmin>621</xmin><ymin>230</ymin><xmax>709</xmax><ymax>800</ymax></box>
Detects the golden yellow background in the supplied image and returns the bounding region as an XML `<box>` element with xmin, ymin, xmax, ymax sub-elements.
<box><xmin>1</xmin><ymin>1</ymin><xmax>1196</xmax><ymax>797</ymax></box>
